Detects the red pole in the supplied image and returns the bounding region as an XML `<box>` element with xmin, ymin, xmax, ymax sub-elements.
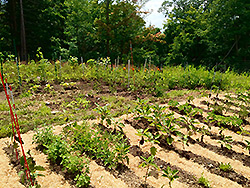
<box><xmin>0</xmin><ymin>76</ymin><xmax>33</xmax><ymax>185</ymax></box>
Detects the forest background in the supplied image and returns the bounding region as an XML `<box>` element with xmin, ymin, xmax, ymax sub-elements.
<box><xmin>0</xmin><ymin>0</ymin><xmax>249</xmax><ymax>72</ymax></box>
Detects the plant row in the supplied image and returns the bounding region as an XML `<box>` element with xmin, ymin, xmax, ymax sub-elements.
<box><xmin>2</xmin><ymin>56</ymin><xmax>250</xmax><ymax>95</ymax></box>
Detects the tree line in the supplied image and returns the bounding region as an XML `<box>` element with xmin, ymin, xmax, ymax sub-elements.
<box><xmin>0</xmin><ymin>0</ymin><xmax>249</xmax><ymax>71</ymax></box>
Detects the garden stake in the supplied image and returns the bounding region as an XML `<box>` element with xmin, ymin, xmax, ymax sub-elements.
<box><xmin>0</xmin><ymin>58</ymin><xmax>3</xmax><ymax>81</ymax></box>
<box><xmin>59</xmin><ymin>56</ymin><xmax>62</xmax><ymax>78</ymax></box>
<box><xmin>149</xmin><ymin>57</ymin><xmax>151</xmax><ymax>71</ymax></box>
<box><xmin>15</xmin><ymin>57</ymin><xmax>22</xmax><ymax>87</ymax></box>
<box><xmin>117</xmin><ymin>56</ymin><xmax>119</xmax><ymax>67</ymax></box>
<box><xmin>7</xmin><ymin>80</ymin><xmax>33</xmax><ymax>185</ymax></box>
<box><xmin>55</xmin><ymin>60</ymin><xmax>58</xmax><ymax>81</ymax></box>
<box><xmin>0</xmin><ymin>76</ymin><xmax>33</xmax><ymax>186</ymax></box>
<box><xmin>128</xmin><ymin>60</ymin><xmax>130</xmax><ymax>88</ymax></box>
<box><xmin>144</xmin><ymin>59</ymin><xmax>147</xmax><ymax>71</ymax></box>
<box><xmin>5</xmin><ymin>82</ymin><xmax>19</xmax><ymax>160</ymax></box>
<box><xmin>81</xmin><ymin>57</ymin><xmax>84</xmax><ymax>75</ymax></box>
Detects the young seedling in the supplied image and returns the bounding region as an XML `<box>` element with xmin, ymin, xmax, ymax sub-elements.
<box><xmin>198</xmin><ymin>126</ymin><xmax>210</xmax><ymax>143</ymax></box>
<box><xmin>168</xmin><ymin>99</ymin><xmax>179</xmax><ymax>108</ymax></box>
<box><xmin>139</xmin><ymin>146</ymin><xmax>159</xmax><ymax>186</ymax></box>
<box><xmin>162</xmin><ymin>166</ymin><xmax>179</xmax><ymax>188</ymax></box>
<box><xmin>219</xmin><ymin>162</ymin><xmax>232</xmax><ymax>172</ymax></box>
<box><xmin>245</xmin><ymin>140</ymin><xmax>250</xmax><ymax>154</ymax></box>
<box><xmin>198</xmin><ymin>173</ymin><xmax>211</xmax><ymax>188</ymax></box>
<box><xmin>187</xmin><ymin>95</ymin><xmax>194</xmax><ymax>104</ymax></box>
<box><xmin>218</xmin><ymin>134</ymin><xmax>233</xmax><ymax>150</ymax></box>
<box><xmin>178</xmin><ymin>134</ymin><xmax>189</xmax><ymax>149</ymax></box>
<box><xmin>18</xmin><ymin>150</ymin><xmax>45</xmax><ymax>187</ymax></box>
<box><xmin>94</xmin><ymin>103</ymin><xmax>111</xmax><ymax>125</ymax></box>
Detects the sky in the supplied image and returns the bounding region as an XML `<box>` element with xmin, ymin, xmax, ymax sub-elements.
<box><xmin>143</xmin><ymin>0</ymin><xmax>166</xmax><ymax>29</ymax></box>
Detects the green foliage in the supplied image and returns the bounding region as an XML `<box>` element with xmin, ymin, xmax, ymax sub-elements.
<box><xmin>198</xmin><ymin>173</ymin><xmax>211</xmax><ymax>188</ymax></box>
<box><xmin>162</xmin><ymin>166</ymin><xmax>179</xmax><ymax>188</ymax></box>
<box><xmin>160</xmin><ymin>0</ymin><xmax>250</xmax><ymax>70</ymax></box>
<box><xmin>94</xmin><ymin>103</ymin><xmax>111</xmax><ymax>125</ymax></box>
<box><xmin>33</xmin><ymin>124</ymin><xmax>90</xmax><ymax>187</ymax></box>
<box><xmin>32</xmin><ymin>124</ymin><xmax>55</xmax><ymax>147</ymax></box>
<box><xmin>69</xmin><ymin>122</ymin><xmax>129</xmax><ymax>169</ymax></box>
<box><xmin>18</xmin><ymin>150</ymin><xmax>45</xmax><ymax>187</ymax></box>
<box><xmin>218</xmin><ymin>135</ymin><xmax>233</xmax><ymax>150</ymax></box>
<box><xmin>219</xmin><ymin>162</ymin><xmax>232</xmax><ymax>172</ymax></box>
<box><xmin>139</xmin><ymin>146</ymin><xmax>159</xmax><ymax>186</ymax></box>
<box><xmin>245</xmin><ymin>140</ymin><xmax>250</xmax><ymax>154</ymax></box>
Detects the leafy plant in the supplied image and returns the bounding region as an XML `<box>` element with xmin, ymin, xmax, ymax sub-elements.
<box><xmin>18</xmin><ymin>150</ymin><xmax>45</xmax><ymax>187</ymax></box>
<box><xmin>134</xmin><ymin>98</ymin><xmax>151</xmax><ymax>118</ymax></box>
<box><xmin>136</xmin><ymin>128</ymin><xmax>160</xmax><ymax>145</ymax></box>
<box><xmin>75</xmin><ymin>172</ymin><xmax>90</xmax><ymax>188</ymax></box>
<box><xmin>198</xmin><ymin>173</ymin><xmax>211</xmax><ymax>188</ymax></box>
<box><xmin>139</xmin><ymin>146</ymin><xmax>159</xmax><ymax>186</ymax></box>
<box><xmin>218</xmin><ymin>134</ymin><xmax>233</xmax><ymax>150</ymax></box>
<box><xmin>69</xmin><ymin>122</ymin><xmax>129</xmax><ymax>169</ymax></box>
<box><xmin>219</xmin><ymin>162</ymin><xmax>232</xmax><ymax>172</ymax></box>
<box><xmin>162</xmin><ymin>166</ymin><xmax>179</xmax><ymax>188</ymax></box>
<box><xmin>33</xmin><ymin>124</ymin><xmax>55</xmax><ymax>148</ymax></box>
<box><xmin>94</xmin><ymin>103</ymin><xmax>111</xmax><ymax>125</ymax></box>
<box><xmin>245</xmin><ymin>140</ymin><xmax>250</xmax><ymax>154</ymax></box>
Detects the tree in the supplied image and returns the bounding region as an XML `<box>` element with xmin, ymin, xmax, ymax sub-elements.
<box><xmin>0</xmin><ymin>0</ymin><xmax>12</xmax><ymax>53</ymax></box>
<box><xmin>160</xmin><ymin>0</ymin><xmax>250</xmax><ymax>70</ymax></box>
<box><xmin>94</xmin><ymin>0</ymin><xmax>146</xmax><ymax>61</ymax></box>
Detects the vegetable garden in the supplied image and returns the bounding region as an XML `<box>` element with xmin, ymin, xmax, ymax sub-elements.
<box><xmin>1</xmin><ymin>56</ymin><xmax>250</xmax><ymax>188</ymax></box>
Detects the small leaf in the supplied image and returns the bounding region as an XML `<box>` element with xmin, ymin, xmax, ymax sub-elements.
<box><xmin>35</xmin><ymin>165</ymin><xmax>46</xmax><ymax>171</ymax></box>
<box><xmin>37</xmin><ymin>173</ymin><xmax>45</xmax><ymax>177</ymax></box>
<box><xmin>20</xmin><ymin>156</ymin><xmax>25</xmax><ymax>166</ymax></box>
<box><xmin>150</xmin><ymin>146</ymin><xmax>157</xmax><ymax>156</ymax></box>
<box><xmin>13</xmin><ymin>142</ymin><xmax>18</xmax><ymax>149</ymax></box>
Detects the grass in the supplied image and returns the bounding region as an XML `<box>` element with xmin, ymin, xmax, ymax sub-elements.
<box><xmin>2</xmin><ymin>59</ymin><xmax>250</xmax><ymax>139</ymax></box>
<box><xmin>0</xmin><ymin>83</ymin><xmax>139</xmax><ymax>138</ymax></box>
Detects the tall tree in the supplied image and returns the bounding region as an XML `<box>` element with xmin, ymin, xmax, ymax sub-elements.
<box><xmin>160</xmin><ymin>0</ymin><xmax>250</xmax><ymax>70</ymax></box>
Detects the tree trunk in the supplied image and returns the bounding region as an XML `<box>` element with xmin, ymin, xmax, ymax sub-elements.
<box><xmin>106</xmin><ymin>0</ymin><xmax>110</xmax><ymax>57</ymax></box>
<box><xmin>20</xmin><ymin>0</ymin><xmax>27</xmax><ymax>63</ymax></box>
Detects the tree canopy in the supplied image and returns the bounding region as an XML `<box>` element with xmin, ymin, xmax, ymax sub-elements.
<box><xmin>0</xmin><ymin>0</ymin><xmax>249</xmax><ymax>71</ymax></box>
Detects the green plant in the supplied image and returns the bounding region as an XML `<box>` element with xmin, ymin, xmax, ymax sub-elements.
<box><xmin>136</xmin><ymin>128</ymin><xmax>160</xmax><ymax>145</ymax></box>
<box><xmin>32</xmin><ymin>124</ymin><xmax>55</xmax><ymax>148</ymax></box>
<box><xmin>178</xmin><ymin>134</ymin><xmax>189</xmax><ymax>149</ymax></box>
<box><xmin>139</xmin><ymin>146</ymin><xmax>159</xmax><ymax>186</ymax></box>
<box><xmin>33</xmin><ymin>124</ymin><xmax>90</xmax><ymax>187</ymax></box>
<box><xmin>75</xmin><ymin>172</ymin><xmax>90</xmax><ymax>188</ymax></box>
<box><xmin>219</xmin><ymin>162</ymin><xmax>232</xmax><ymax>172</ymax></box>
<box><xmin>162</xmin><ymin>166</ymin><xmax>179</xmax><ymax>188</ymax></box>
<box><xmin>69</xmin><ymin>122</ymin><xmax>129</xmax><ymax>169</ymax></box>
<box><xmin>94</xmin><ymin>103</ymin><xmax>111</xmax><ymax>125</ymax></box>
<box><xmin>245</xmin><ymin>140</ymin><xmax>250</xmax><ymax>154</ymax></box>
<box><xmin>218</xmin><ymin>134</ymin><xmax>233</xmax><ymax>150</ymax></box>
<box><xmin>159</xmin><ymin>116</ymin><xmax>181</xmax><ymax>146</ymax></box>
<box><xmin>168</xmin><ymin>99</ymin><xmax>179</xmax><ymax>107</ymax></box>
<box><xmin>18</xmin><ymin>150</ymin><xmax>45</xmax><ymax>187</ymax></box>
<box><xmin>134</xmin><ymin>98</ymin><xmax>151</xmax><ymax>118</ymax></box>
<box><xmin>198</xmin><ymin>173</ymin><xmax>211</xmax><ymax>188</ymax></box>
